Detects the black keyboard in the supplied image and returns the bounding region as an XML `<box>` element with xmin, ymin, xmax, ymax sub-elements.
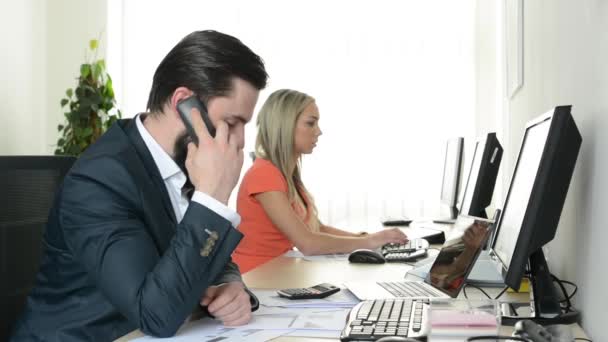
<box><xmin>382</xmin><ymin>239</ymin><xmax>430</xmax><ymax>254</ymax></box>
<box><xmin>340</xmin><ymin>298</ymin><xmax>429</xmax><ymax>341</ymax></box>
<box><xmin>378</xmin><ymin>281</ymin><xmax>442</xmax><ymax>298</ymax></box>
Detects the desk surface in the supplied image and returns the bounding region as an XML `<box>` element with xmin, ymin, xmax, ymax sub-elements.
<box><xmin>117</xmin><ymin>224</ymin><xmax>590</xmax><ymax>341</ymax></box>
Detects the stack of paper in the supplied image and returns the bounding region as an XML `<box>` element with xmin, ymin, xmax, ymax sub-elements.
<box><xmin>132</xmin><ymin>318</ymin><xmax>290</xmax><ymax>342</ymax></box>
<box><xmin>133</xmin><ymin>306</ymin><xmax>351</xmax><ymax>341</ymax></box>
<box><xmin>132</xmin><ymin>289</ymin><xmax>359</xmax><ymax>341</ymax></box>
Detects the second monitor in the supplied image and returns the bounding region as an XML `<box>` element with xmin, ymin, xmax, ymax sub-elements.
<box><xmin>433</xmin><ymin>133</ymin><xmax>503</xmax><ymax>224</ymax></box>
<box><xmin>459</xmin><ymin>132</ymin><xmax>503</xmax><ymax>219</ymax></box>
<box><xmin>434</xmin><ymin>137</ymin><xmax>464</xmax><ymax>223</ymax></box>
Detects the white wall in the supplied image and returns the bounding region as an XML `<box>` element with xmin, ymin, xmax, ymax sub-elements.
<box><xmin>477</xmin><ymin>0</ymin><xmax>608</xmax><ymax>340</ymax></box>
<box><xmin>0</xmin><ymin>0</ymin><xmax>47</xmax><ymax>154</ymax></box>
<box><xmin>474</xmin><ymin>0</ymin><xmax>507</xmax><ymax>210</ymax></box>
<box><xmin>0</xmin><ymin>0</ymin><xmax>107</xmax><ymax>155</ymax></box>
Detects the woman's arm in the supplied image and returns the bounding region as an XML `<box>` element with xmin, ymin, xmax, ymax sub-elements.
<box><xmin>319</xmin><ymin>224</ymin><xmax>364</xmax><ymax>237</ymax></box>
<box><xmin>255</xmin><ymin>191</ymin><xmax>407</xmax><ymax>255</ymax></box>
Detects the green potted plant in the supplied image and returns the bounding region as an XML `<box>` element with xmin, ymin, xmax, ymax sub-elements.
<box><xmin>55</xmin><ymin>39</ymin><xmax>121</xmax><ymax>156</ymax></box>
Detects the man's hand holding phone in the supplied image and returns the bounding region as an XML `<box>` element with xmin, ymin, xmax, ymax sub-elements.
<box><xmin>185</xmin><ymin>108</ymin><xmax>244</xmax><ymax>205</ymax></box>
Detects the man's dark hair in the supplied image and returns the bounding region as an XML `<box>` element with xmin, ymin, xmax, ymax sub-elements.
<box><xmin>147</xmin><ymin>30</ymin><xmax>268</xmax><ymax>112</ymax></box>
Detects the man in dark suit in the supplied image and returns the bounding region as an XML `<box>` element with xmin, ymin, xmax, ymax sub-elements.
<box><xmin>11</xmin><ymin>30</ymin><xmax>268</xmax><ymax>341</ymax></box>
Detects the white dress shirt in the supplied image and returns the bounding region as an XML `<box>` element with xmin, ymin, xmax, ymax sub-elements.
<box><xmin>135</xmin><ymin>114</ymin><xmax>240</xmax><ymax>227</ymax></box>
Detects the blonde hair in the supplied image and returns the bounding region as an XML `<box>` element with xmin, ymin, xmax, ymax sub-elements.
<box><xmin>255</xmin><ymin>89</ymin><xmax>320</xmax><ymax>231</ymax></box>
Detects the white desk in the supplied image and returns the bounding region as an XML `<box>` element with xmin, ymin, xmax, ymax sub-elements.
<box><xmin>117</xmin><ymin>224</ymin><xmax>590</xmax><ymax>341</ymax></box>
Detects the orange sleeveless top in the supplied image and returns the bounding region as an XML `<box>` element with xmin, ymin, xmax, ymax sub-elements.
<box><xmin>233</xmin><ymin>159</ymin><xmax>313</xmax><ymax>273</ymax></box>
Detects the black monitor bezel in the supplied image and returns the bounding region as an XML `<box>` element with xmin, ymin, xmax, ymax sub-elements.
<box><xmin>491</xmin><ymin>106</ymin><xmax>580</xmax><ymax>290</ymax></box>
<box><xmin>491</xmin><ymin>112</ymin><xmax>553</xmax><ymax>289</ymax></box>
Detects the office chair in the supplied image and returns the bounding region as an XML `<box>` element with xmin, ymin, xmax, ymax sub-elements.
<box><xmin>0</xmin><ymin>156</ymin><xmax>76</xmax><ymax>341</ymax></box>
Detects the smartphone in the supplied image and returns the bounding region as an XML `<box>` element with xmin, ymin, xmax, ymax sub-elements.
<box><xmin>176</xmin><ymin>96</ymin><xmax>216</xmax><ymax>145</ymax></box>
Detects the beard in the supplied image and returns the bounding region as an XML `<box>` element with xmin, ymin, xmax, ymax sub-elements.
<box><xmin>173</xmin><ymin>132</ymin><xmax>191</xmax><ymax>175</ymax></box>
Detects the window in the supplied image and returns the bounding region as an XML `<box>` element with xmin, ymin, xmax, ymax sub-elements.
<box><xmin>107</xmin><ymin>0</ymin><xmax>476</xmax><ymax>227</ymax></box>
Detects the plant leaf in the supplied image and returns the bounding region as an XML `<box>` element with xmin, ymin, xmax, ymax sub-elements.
<box><xmin>75</xmin><ymin>86</ymin><xmax>85</xmax><ymax>98</ymax></box>
<box><xmin>69</xmin><ymin>144</ymin><xmax>81</xmax><ymax>156</ymax></box>
<box><xmin>66</xmin><ymin>88</ymin><xmax>73</xmax><ymax>97</ymax></box>
<box><xmin>57</xmin><ymin>124</ymin><xmax>64</xmax><ymax>131</ymax></box>
<box><xmin>74</xmin><ymin>127</ymin><xmax>83</xmax><ymax>139</ymax></box>
<box><xmin>89</xmin><ymin>39</ymin><xmax>98</xmax><ymax>50</ymax></box>
<box><xmin>92</xmin><ymin>63</ymin><xmax>102</xmax><ymax>80</ymax></box>
<box><xmin>60</xmin><ymin>98</ymin><xmax>69</xmax><ymax>107</ymax></box>
<box><xmin>80</xmin><ymin>64</ymin><xmax>90</xmax><ymax>78</ymax></box>
<box><xmin>83</xmin><ymin>127</ymin><xmax>93</xmax><ymax>137</ymax></box>
<box><xmin>105</xmin><ymin>77</ymin><xmax>114</xmax><ymax>97</ymax></box>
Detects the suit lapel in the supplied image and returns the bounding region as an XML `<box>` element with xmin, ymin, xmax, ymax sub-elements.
<box><xmin>120</xmin><ymin>118</ymin><xmax>177</xmax><ymax>224</ymax></box>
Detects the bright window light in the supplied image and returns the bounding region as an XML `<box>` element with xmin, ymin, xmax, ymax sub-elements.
<box><xmin>107</xmin><ymin>0</ymin><xmax>476</xmax><ymax>229</ymax></box>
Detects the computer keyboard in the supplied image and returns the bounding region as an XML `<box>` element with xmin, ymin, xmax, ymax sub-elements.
<box><xmin>383</xmin><ymin>249</ymin><xmax>426</xmax><ymax>263</ymax></box>
<box><xmin>340</xmin><ymin>298</ymin><xmax>429</xmax><ymax>341</ymax></box>
<box><xmin>378</xmin><ymin>281</ymin><xmax>441</xmax><ymax>298</ymax></box>
<box><xmin>382</xmin><ymin>239</ymin><xmax>430</xmax><ymax>254</ymax></box>
<box><xmin>380</xmin><ymin>239</ymin><xmax>429</xmax><ymax>262</ymax></box>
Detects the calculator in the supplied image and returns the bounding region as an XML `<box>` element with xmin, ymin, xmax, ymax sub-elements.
<box><xmin>277</xmin><ymin>283</ymin><xmax>341</xmax><ymax>300</ymax></box>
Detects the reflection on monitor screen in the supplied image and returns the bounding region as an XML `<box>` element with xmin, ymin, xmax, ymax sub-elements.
<box><xmin>428</xmin><ymin>217</ymin><xmax>493</xmax><ymax>297</ymax></box>
<box><xmin>493</xmin><ymin>118</ymin><xmax>552</xmax><ymax>269</ymax></box>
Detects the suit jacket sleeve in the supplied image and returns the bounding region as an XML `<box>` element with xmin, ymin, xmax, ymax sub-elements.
<box><xmin>212</xmin><ymin>259</ymin><xmax>242</xmax><ymax>285</ymax></box>
<box><xmin>60</xmin><ymin>157</ymin><xmax>243</xmax><ymax>338</ymax></box>
<box><xmin>210</xmin><ymin>260</ymin><xmax>259</xmax><ymax>311</ymax></box>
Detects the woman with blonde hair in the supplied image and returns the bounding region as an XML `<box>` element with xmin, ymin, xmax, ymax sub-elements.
<box><xmin>233</xmin><ymin>89</ymin><xmax>408</xmax><ymax>273</ymax></box>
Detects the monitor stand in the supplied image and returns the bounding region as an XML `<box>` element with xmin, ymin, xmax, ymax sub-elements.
<box><xmin>500</xmin><ymin>249</ymin><xmax>580</xmax><ymax>326</ymax></box>
<box><xmin>432</xmin><ymin>206</ymin><xmax>458</xmax><ymax>224</ymax></box>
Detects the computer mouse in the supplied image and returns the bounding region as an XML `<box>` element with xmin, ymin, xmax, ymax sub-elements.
<box><xmin>348</xmin><ymin>249</ymin><xmax>386</xmax><ymax>264</ymax></box>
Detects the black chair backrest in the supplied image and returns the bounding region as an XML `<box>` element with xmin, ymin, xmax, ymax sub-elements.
<box><xmin>0</xmin><ymin>156</ymin><xmax>76</xmax><ymax>341</ymax></box>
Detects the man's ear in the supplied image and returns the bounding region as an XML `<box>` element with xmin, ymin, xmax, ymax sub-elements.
<box><xmin>170</xmin><ymin>87</ymin><xmax>195</xmax><ymax>115</ymax></box>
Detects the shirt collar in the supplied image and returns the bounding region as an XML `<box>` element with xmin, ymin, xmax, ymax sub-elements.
<box><xmin>135</xmin><ymin>114</ymin><xmax>183</xmax><ymax>182</ymax></box>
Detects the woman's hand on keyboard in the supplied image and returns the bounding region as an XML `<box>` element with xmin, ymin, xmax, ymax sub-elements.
<box><xmin>369</xmin><ymin>228</ymin><xmax>408</xmax><ymax>248</ymax></box>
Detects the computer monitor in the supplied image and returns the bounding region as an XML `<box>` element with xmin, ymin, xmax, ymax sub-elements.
<box><xmin>459</xmin><ymin>133</ymin><xmax>503</xmax><ymax>219</ymax></box>
<box><xmin>491</xmin><ymin>105</ymin><xmax>581</xmax><ymax>324</ymax></box>
<box><xmin>436</xmin><ymin>137</ymin><xmax>464</xmax><ymax>222</ymax></box>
